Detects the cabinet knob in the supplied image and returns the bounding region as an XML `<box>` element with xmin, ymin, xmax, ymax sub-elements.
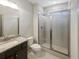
<box><xmin>16</xmin><ymin>54</ymin><xmax>18</xmax><ymax>57</ymax></box>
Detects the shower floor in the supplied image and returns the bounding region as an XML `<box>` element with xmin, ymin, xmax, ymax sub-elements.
<box><xmin>42</xmin><ymin>43</ymin><xmax>68</xmax><ymax>54</ymax></box>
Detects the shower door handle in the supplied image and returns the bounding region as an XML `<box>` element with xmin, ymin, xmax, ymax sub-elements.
<box><xmin>50</xmin><ymin>29</ymin><xmax>52</xmax><ymax>49</ymax></box>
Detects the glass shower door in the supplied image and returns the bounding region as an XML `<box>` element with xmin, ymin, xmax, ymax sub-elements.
<box><xmin>51</xmin><ymin>11</ymin><xmax>70</xmax><ymax>55</ymax></box>
<box><xmin>38</xmin><ymin>15</ymin><xmax>50</xmax><ymax>48</ymax></box>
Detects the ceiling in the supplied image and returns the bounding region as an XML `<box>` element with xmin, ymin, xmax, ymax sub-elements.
<box><xmin>28</xmin><ymin>0</ymin><xmax>69</xmax><ymax>7</ymax></box>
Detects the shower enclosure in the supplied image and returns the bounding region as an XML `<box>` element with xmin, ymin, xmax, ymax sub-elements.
<box><xmin>38</xmin><ymin>10</ymin><xmax>70</xmax><ymax>56</ymax></box>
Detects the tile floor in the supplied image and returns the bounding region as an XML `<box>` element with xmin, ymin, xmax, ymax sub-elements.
<box><xmin>28</xmin><ymin>49</ymin><xmax>70</xmax><ymax>59</ymax></box>
<box><xmin>28</xmin><ymin>52</ymin><xmax>61</xmax><ymax>59</ymax></box>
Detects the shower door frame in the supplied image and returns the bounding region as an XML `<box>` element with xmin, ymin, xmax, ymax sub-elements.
<box><xmin>50</xmin><ymin>9</ymin><xmax>70</xmax><ymax>56</ymax></box>
<box><xmin>38</xmin><ymin>9</ymin><xmax>70</xmax><ymax>56</ymax></box>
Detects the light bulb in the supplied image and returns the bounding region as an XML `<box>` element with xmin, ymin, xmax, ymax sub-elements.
<box><xmin>0</xmin><ymin>0</ymin><xmax>19</xmax><ymax>10</ymax></box>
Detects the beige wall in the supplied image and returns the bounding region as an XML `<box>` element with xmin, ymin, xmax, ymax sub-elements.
<box><xmin>70</xmin><ymin>0</ymin><xmax>79</xmax><ymax>59</ymax></box>
<box><xmin>9</xmin><ymin>0</ymin><xmax>33</xmax><ymax>37</ymax></box>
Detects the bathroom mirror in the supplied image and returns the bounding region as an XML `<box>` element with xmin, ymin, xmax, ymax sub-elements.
<box><xmin>0</xmin><ymin>15</ymin><xmax>19</xmax><ymax>37</ymax></box>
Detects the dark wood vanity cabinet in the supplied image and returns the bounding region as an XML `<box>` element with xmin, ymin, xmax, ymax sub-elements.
<box><xmin>0</xmin><ymin>42</ymin><xmax>28</xmax><ymax>59</ymax></box>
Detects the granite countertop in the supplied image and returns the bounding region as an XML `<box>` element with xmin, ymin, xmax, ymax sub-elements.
<box><xmin>0</xmin><ymin>36</ymin><xmax>33</xmax><ymax>53</ymax></box>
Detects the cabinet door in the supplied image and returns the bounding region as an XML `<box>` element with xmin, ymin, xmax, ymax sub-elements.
<box><xmin>0</xmin><ymin>54</ymin><xmax>5</xmax><ymax>59</ymax></box>
<box><xmin>16</xmin><ymin>49</ymin><xmax>27</xmax><ymax>59</ymax></box>
<box><xmin>5</xmin><ymin>47</ymin><xmax>17</xmax><ymax>59</ymax></box>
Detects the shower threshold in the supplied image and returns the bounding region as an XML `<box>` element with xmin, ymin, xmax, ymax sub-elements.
<box><xmin>41</xmin><ymin>43</ymin><xmax>68</xmax><ymax>56</ymax></box>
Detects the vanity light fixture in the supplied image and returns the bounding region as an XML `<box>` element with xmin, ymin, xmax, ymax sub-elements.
<box><xmin>47</xmin><ymin>0</ymin><xmax>59</xmax><ymax>5</ymax></box>
<box><xmin>0</xmin><ymin>0</ymin><xmax>19</xmax><ymax>10</ymax></box>
<box><xmin>48</xmin><ymin>0</ymin><xmax>68</xmax><ymax>5</ymax></box>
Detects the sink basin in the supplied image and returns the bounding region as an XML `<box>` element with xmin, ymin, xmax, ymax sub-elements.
<box><xmin>0</xmin><ymin>35</ymin><xmax>19</xmax><ymax>44</ymax></box>
<box><xmin>0</xmin><ymin>38</ymin><xmax>18</xmax><ymax>45</ymax></box>
<box><xmin>15</xmin><ymin>37</ymin><xmax>27</xmax><ymax>42</ymax></box>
